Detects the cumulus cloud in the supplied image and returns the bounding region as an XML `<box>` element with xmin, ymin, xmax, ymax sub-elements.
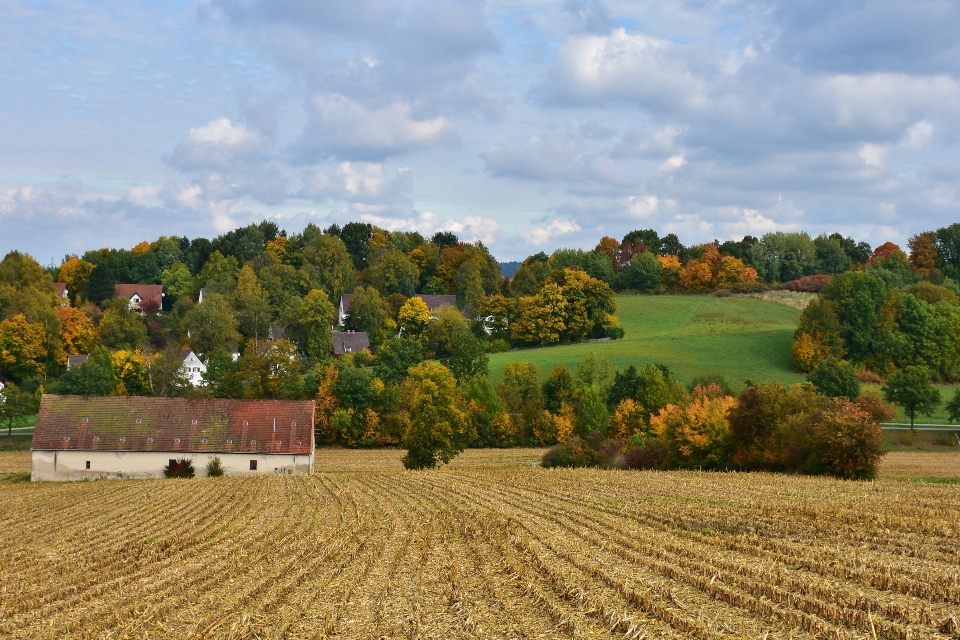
<box><xmin>541</xmin><ymin>28</ymin><xmax>707</xmax><ymax>111</ymax></box>
<box><xmin>301</xmin><ymin>162</ymin><xmax>412</xmax><ymax>203</ymax></box>
<box><xmin>521</xmin><ymin>218</ymin><xmax>582</xmax><ymax>245</ymax></box>
<box><xmin>294</xmin><ymin>94</ymin><xmax>457</xmax><ymax>162</ymax></box>
<box><xmin>166</xmin><ymin>118</ymin><xmax>268</xmax><ymax>171</ymax></box>
<box><xmin>355</xmin><ymin>209</ymin><xmax>501</xmax><ymax>244</ymax></box>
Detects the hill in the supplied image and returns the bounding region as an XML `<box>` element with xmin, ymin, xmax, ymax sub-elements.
<box><xmin>488</xmin><ymin>294</ymin><xmax>807</xmax><ymax>391</ymax></box>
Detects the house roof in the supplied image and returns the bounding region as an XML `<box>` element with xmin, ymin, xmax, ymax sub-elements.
<box><xmin>339</xmin><ymin>294</ymin><xmax>352</xmax><ymax>311</ymax></box>
<box><xmin>66</xmin><ymin>355</ymin><xmax>89</xmax><ymax>368</ymax></box>
<box><xmin>53</xmin><ymin>282</ymin><xmax>67</xmax><ymax>297</ymax></box>
<box><xmin>332</xmin><ymin>331</ymin><xmax>370</xmax><ymax>356</ymax></box>
<box><xmin>113</xmin><ymin>284</ymin><xmax>163</xmax><ymax>307</ymax></box>
<box><xmin>269</xmin><ymin>325</ymin><xmax>286</xmax><ymax>341</ymax></box>
<box><xmin>417</xmin><ymin>294</ymin><xmax>457</xmax><ymax>310</ymax></box>
<box><xmin>32</xmin><ymin>395</ymin><xmax>315</xmax><ymax>455</ymax></box>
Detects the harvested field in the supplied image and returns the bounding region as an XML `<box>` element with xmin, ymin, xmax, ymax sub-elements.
<box><xmin>879</xmin><ymin>451</ymin><xmax>960</xmax><ymax>479</ymax></box>
<box><xmin>3</xmin><ymin>460</ymin><xmax>960</xmax><ymax>638</ymax></box>
<box><xmin>0</xmin><ymin>450</ymin><xmax>29</xmax><ymax>474</ymax></box>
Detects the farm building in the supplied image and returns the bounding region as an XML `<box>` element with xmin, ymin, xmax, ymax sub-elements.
<box><xmin>332</xmin><ymin>330</ymin><xmax>370</xmax><ymax>356</ymax></box>
<box><xmin>114</xmin><ymin>284</ymin><xmax>163</xmax><ymax>313</ymax></box>
<box><xmin>31</xmin><ymin>395</ymin><xmax>315</xmax><ymax>481</ymax></box>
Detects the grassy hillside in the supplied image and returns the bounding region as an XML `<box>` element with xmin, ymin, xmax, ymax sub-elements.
<box><xmin>488</xmin><ymin>294</ymin><xmax>806</xmax><ymax>391</ymax></box>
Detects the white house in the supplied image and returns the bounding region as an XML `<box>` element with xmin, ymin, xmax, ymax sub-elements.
<box><xmin>181</xmin><ymin>349</ymin><xmax>207</xmax><ymax>386</ymax></box>
<box><xmin>114</xmin><ymin>284</ymin><xmax>164</xmax><ymax>314</ymax></box>
<box><xmin>31</xmin><ymin>395</ymin><xmax>316</xmax><ymax>481</ymax></box>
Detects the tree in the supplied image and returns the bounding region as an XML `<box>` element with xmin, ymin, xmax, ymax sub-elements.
<box><xmin>0</xmin><ymin>382</ymin><xmax>40</xmax><ymax>436</ymax></box>
<box><xmin>85</xmin><ymin>262</ymin><xmax>116</xmax><ymax>304</ymax></box>
<box><xmin>56</xmin><ymin>307</ymin><xmax>96</xmax><ymax>366</ymax></box>
<box><xmin>945</xmin><ymin>389</ymin><xmax>960</xmax><ymax>423</ymax></box>
<box><xmin>59</xmin><ymin>256</ymin><xmax>96</xmax><ymax>304</ymax></box>
<box><xmin>443</xmin><ymin>333</ymin><xmax>488</xmax><ymax>382</ymax></box>
<box><xmin>341</xmin><ymin>222</ymin><xmax>373</xmax><ymax>270</ymax></box>
<box><xmin>575</xmin><ymin>385</ymin><xmax>609</xmax><ymax>436</ymax></box>
<box><xmin>197</xmin><ymin>250</ymin><xmax>239</xmax><ymax>296</ymax></box>
<box><xmin>184</xmin><ymin>293</ymin><xmax>239</xmax><ymax>356</ymax></box>
<box><xmin>237</xmin><ymin>339</ymin><xmax>303</xmax><ymax>399</ymax></box>
<box><xmin>344</xmin><ymin>286</ymin><xmax>391</xmax><ymax>344</ymax></box>
<box><xmin>807</xmin><ymin>358</ymin><xmax>861</xmax><ymax>400</ymax></box>
<box><xmin>626</xmin><ymin>251</ymin><xmax>662</xmax><ymax>292</ymax></box>
<box><xmin>882</xmin><ymin>365</ymin><xmax>941</xmax><ymax>428</ymax></box>
<box><xmin>284</xmin><ymin>289</ymin><xmax>336</xmax><ymax>361</ymax></box>
<box><xmin>542</xmin><ymin>365</ymin><xmax>576</xmax><ymax>413</ymax></box>
<box><xmin>651</xmin><ymin>390</ymin><xmax>736</xmax><ymax>470</ymax></box>
<box><xmin>53</xmin><ymin>346</ymin><xmax>117</xmax><ymax>396</ymax></box>
<box><xmin>498</xmin><ymin>361</ymin><xmax>541</xmax><ymax>413</ymax></box>
<box><xmin>427</xmin><ymin>304</ymin><xmax>471</xmax><ymax>358</ymax></box>
<box><xmin>302</xmin><ymin>234</ymin><xmax>356</xmax><ymax>302</ymax></box>
<box><xmin>233</xmin><ymin>265</ymin><xmax>272</xmax><ymax>344</ymax></box>
<box><xmin>463</xmin><ymin>375</ymin><xmax>512</xmax><ymax>447</ymax></box>
<box><xmin>161</xmin><ymin>262</ymin><xmax>196</xmax><ymax>301</ymax></box>
<box><xmin>367</xmin><ymin>248</ymin><xmax>419</xmax><ymax>296</ymax></box>
<box><xmin>146</xmin><ymin>343</ymin><xmax>191</xmax><ymax>396</ymax></box>
<box><xmin>97</xmin><ymin>301</ymin><xmax>148</xmax><ymax>351</ymax></box>
<box><xmin>397</xmin><ymin>297</ymin><xmax>431</xmax><ymax>338</ymax></box>
<box><xmin>0</xmin><ymin>314</ymin><xmax>48</xmax><ymax>381</ymax></box>
<box><xmin>511</xmin><ymin>282</ymin><xmax>565</xmax><ymax>345</ymax></box>
<box><xmin>202</xmin><ymin>348</ymin><xmax>243</xmax><ymax>398</ymax></box>
<box><xmin>373</xmin><ymin>337</ymin><xmax>425</xmax><ymax>385</ymax></box>
<box><xmin>400</xmin><ymin>361</ymin><xmax>473</xmax><ymax>469</ymax></box>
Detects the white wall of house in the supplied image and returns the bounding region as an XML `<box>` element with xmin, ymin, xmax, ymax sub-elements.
<box><xmin>31</xmin><ymin>450</ymin><xmax>314</xmax><ymax>481</ymax></box>
<box><xmin>182</xmin><ymin>351</ymin><xmax>206</xmax><ymax>386</ymax></box>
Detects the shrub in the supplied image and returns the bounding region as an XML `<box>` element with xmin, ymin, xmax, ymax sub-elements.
<box><xmin>651</xmin><ymin>390</ymin><xmax>736</xmax><ymax>470</ymax></box>
<box><xmin>856</xmin><ymin>369</ymin><xmax>884</xmax><ymax>384</ymax></box>
<box><xmin>802</xmin><ymin>399</ymin><xmax>886</xmax><ymax>480</ymax></box>
<box><xmin>486</xmin><ymin>338</ymin><xmax>511</xmax><ymax>353</ymax></box>
<box><xmin>206</xmin><ymin>456</ymin><xmax>225</xmax><ymax>477</ymax></box>
<box><xmin>808</xmin><ymin>358</ymin><xmax>860</xmax><ymax>400</ymax></box>
<box><xmin>785</xmin><ymin>274</ymin><xmax>833</xmax><ymax>292</ymax></box>
<box><xmin>163</xmin><ymin>458</ymin><xmax>195</xmax><ymax>478</ymax></box>
<box><xmin>687</xmin><ymin>373</ymin><xmax>733</xmax><ymax>397</ymax></box>
<box><xmin>623</xmin><ymin>439</ymin><xmax>668</xmax><ymax>470</ymax></box>
<box><xmin>540</xmin><ymin>436</ymin><xmax>598</xmax><ymax>468</ymax></box>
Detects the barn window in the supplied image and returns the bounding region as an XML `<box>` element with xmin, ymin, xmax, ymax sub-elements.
<box><xmin>276</xmin><ymin>440</ymin><xmax>281</xmax><ymax>445</ymax></box>
<box><xmin>226</xmin><ymin>439</ymin><xmax>233</xmax><ymax>444</ymax></box>
<box><xmin>135</xmin><ymin>419</ymin><xmax>142</xmax><ymax>424</ymax></box>
<box><xmin>249</xmin><ymin>460</ymin><xmax>258</xmax><ymax>471</ymax></box>
<box><xmin>147</xmin><ymin>438</ymin><xmax>153</xmax><ymax>443</ymax></box>
<box><xmin>297</xmin><ymin>440</ymin><xmax>301</xmax><ymax>445</ymax></box>
<box><xmin>119</xmin><ymin>437</ymin><xmax>126</xmax><ymax>442</ymax></box>
<box><xmin>251</xmin><ymin>439</ymin><xmax>257</xmax><ymax>445</ymax></box>
<box><xmin>85</xmin><ymin>461</ymin><xmax>90</xmax><ymax>469</ymax></box>
<box><xmin>242</xmin><ymin>421</ymin><xmax>249</xmax><ymax>426</ymax></box>
<box><xmin>201</xmin><ymin>438</ymin><xmax>208</xmax><ymax>444</ymax></box>
<box><xmin>191</xmin><ymin>419</ymin><xmax>198</xmax><ymax>425</ymax></box>
<box><xmin>291</xmin><ymin>421</ymin><xmax>297</xmax><ymax>427</ymax></box>
<box><xmin>93</xmin><ymin>436</ymin><xmax>99</xmax><ymax>442</ymax></box>
<box><xmin>82</xmin><ymin>417</ymin><xmax>88</xmax><ymax>423</ymax></box>
<box><xmin>175</xmin><ymin>438</ymin><xmax>180</xmax><ymax>443</ymax></box>
<box><xmin>63</xmin><ymin>436</ymin><xmax>70</xmax><ymax>441</ymax></box>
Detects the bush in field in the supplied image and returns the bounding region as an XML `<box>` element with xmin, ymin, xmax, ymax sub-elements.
<box><xmin>800</xmin><ymin>399</ymin><xmax>886</xmax><ymax>480</ymax></box>
<box><xmin>164</xmin><ymin>458</ymin><xmax>195</xmax><ymax>478</ymax></box>
<box><xmin>541</xmin><ymin>436</ymin><xmax>599</xmax><ymax>468</ymax></box>
<box><xmin>623</xmin><ymin>438</ymin><xmax>668</xmax><ymax>470</ymax></box>
<box><xmin>786</xmin><ymin>274</ymin><xmax>832</xmax><ymax>292</ymax></box>
<box><xmin>400</xmin><ymin>362</ymin><xmax>474</xmax><ymax>470</ymax></box>
<box><xmin>807</xmin><ymin>358</ymin><xmax>860</xmax><ymax>400</ymax></box>
<box><xmin>651</xmin><ymin>386</ymin><xmax>736</xmax><ymax>470</ymax></box>
<box><xmin>206</xmin><ymin>456</ymin><xmax>225</xmax><ymax>477</ymax></box>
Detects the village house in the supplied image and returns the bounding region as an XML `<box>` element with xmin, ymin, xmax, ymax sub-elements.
<box><xmin>31</xmin><ymin>395</ymin><xmax>315</xmax><ymax>481</ymax></box>
<box><xmin>181</xmin><ymin>349</ymin><xmax>206</xmax><ymax>386</ymax></box>
<box><xmin>53</xmin><ymin>282</ymin><xmax>68</xmax><ymax>299</ymax></box>
<box><xmin>67</xmin><ymin>355</ymin><xmax>89</xmax><ymax>369</ymax></box>
<box><xmin>332</xmin><ymin>330</ymin><xmax>370</xmax><ymax>357</ymax></box>
<box><xmin>337</xmin><ymin>293</ymin><xmax>458</xmax><ymax>326</ymax></box>
<box><xmin>114</xmin><ymin>284</ymin><xmax>164</xmax><ymax>314</ymax></box>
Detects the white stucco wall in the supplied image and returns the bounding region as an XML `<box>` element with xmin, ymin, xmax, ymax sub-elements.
<box><xmin>31</xmin><ymin>450</ymin><xmax>314</xmax><ymax>481</ymax></box>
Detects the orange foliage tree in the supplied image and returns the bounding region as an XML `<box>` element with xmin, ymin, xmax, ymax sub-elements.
<box><xmin>0</xmin><ymin>314</ymin><xmax>48</xmax><ymax>380</ymax></box>
<box><xmin>56</xmin><ymin>307</ymin><xmax>96</xmax><ymax>366</ymax></box>
<box><xmin>651</xmin><ymin>388</ymin><xmax>736</xmax><ymax>469</ymax></box>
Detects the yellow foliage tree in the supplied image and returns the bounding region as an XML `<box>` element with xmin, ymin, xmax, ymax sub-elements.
<box><xmin>511</xmin><ymin>282</ymin><xmax>566</xmax><ymax>345</ymax></box>
<box><xmin>398</xmin><ymin>296</ymin><xmax>431</xmax><ymax>338</ymax></box>
<box><xmin>610</xmin><ymin>398</ymin><xmax>649</xmax><ymax>438</ymax></box>
<box><xmin>552</xmin><ymin>403</ymin><xmax>575</xmax><ymax>443</ymax></box>
<box><xmin>110</xmin><ymin>349</ymin><xmax>149</xmax><ymax>396</ymax></box>
<box><xmin>59</xmin><ymin>256</ymin><xmax>96</xmax><ymax>304</ymax></box>
<box><xmin>0</xmin><ymin>314</ymin><xmax>48</xmax><ymax>380</ymax></box>
<box><xmin>56</xmin><ymin>307</ymin><xmax>96</xmax><ymax>366</ymax></box>
<box><xmin>314</xmin><ymin>364</ymin><xmax>340</xmax><ymax>444</ymax></box>
<box><xmin>651</xmin><ymin>392</ymin><xmax>736</xmax><ymax>469</ymax></box>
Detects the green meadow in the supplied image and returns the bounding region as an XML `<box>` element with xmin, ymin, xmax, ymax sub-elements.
<box><xmin>488</xmin><ymin>294</ymin><xmax>807</xmax><ymax>392</ymax></box>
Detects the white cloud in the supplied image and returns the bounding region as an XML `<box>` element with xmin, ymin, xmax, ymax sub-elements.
<box><xmin>543</xmin><ymin>28</ymin><xmax>707</xmax><ymax>110</ymax></box>
<box><xmin>301</xmin><ymin>162</ymin><xmax>412</xmax><ymax>202</ymax></box>
<box><xmin>356</xmin><ymin>209</ymin><xmax>501</xmax><ymax>244</ymax></box>
<box><xmin>627</xmin><ymin>195</ymin><xmax>660</xmax><ymax>218</ymax></box>
<box><xmin>127</xmin><ymin>186</ymin><xmax>159</xmax><ymax>206</ymax></box>
<box><xmin>166</xmin><ymin>118</ymin><xmax>267</xmax><ymax>171</ymax></box>
<box><xmin>859</xmin><ymin>144</ymin><xmax>886</xmax><ymax>167</ymax></box>
<box><xmin>295</xmin><ymin>94</ymin><xmax>457</xmax><ymax>161</ymax></box>
<box><xmin>521</xmin><ymin>219</ymin><xmax>581</xmax><ymax>245</ymax></box>
<box><xmin>660</xmin><ymin>155</ymin><xmax>686</xmax><ymax>172</ymax></box>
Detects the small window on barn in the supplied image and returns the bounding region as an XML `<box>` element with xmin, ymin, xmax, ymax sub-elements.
<box><xmin>242</xmin><ymin>421</ymin><xmax>249</xmax><ymax>426</ymax></box>
<box><xmin>135</xmin><ymin>419</ymin><xmax>142</xmax><ymax>424</ymax></box>
<box><xmin>249</xmin><ymin>460</ymin><xmax>258</xmax><ymax>471</ymax></box>
<box><xmin>227</xmin><ymin>439</ymin><xmax>233</xmax><ymax>444</ymax></box>
<box><xmin>119</xmin><ymin>437</ymin><xmax>126</xmax><ymax>442</ymax></box>
<box><xmin>276</xmin><ymin>440</ymin><xmax>281</xmax><ymax>445</ymax></box>
<box><xmin>297</xmin><ymin>440</ymin><xmax>302</xmax><ymax>445</ymax></box>
<box><xmin>251</xmin><ymin>439</ymin><xmax>257</xmax><ymax>445</ymax></box>
<box><xmin>85</xmin><ymin>461</ymin><xmax>90</xmax><ymax>469</ymax></box>
<box><xmin>93</xmin><ymin>436</ymin><xmax>99</xmax><ymax>442</ymax></box>
<box><xmin>63</xmin><ymin>436</ymin><xmax>70</xmax><ymax>441</ymax></box>
<box><xmin>82</xmin><ymin>417</ymin><xmax>88</xmax><ymax>423</ymax></box>
<box><xmin>291</xmin><ymin>421</ymin><xmax>297</xmax><ymax>427</ymax></box>
<box><xmin>201</xmin><ymin>438</ymin><xmax>208</xmax><ymax>444</ymax></box>
<box><xmin>175</xmin><ymin>438</ymin><xmax>180</xmax><ymax>443</ymax></box>
<box><xmin>191</xmin><ymin>419</ymin><xmax>198</xmax><ymax>425</ymax></box>
<box><xmin>147</xmin><ymin>438</ymin><xmax>153</xmax><ymax>443</ymax></box>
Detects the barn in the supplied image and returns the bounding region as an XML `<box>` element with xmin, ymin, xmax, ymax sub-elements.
<box><xmin>31</xmin><ymin>395</ymin><xmax>315</xmax><ymax>481</ymax></box>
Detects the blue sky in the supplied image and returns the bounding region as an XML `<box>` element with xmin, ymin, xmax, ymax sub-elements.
<box><xmin>2</xmin><ymin>0</ymin><xmax>959</xmax><ymax>263</ymax></box>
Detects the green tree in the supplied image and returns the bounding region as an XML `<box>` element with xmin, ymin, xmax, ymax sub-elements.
<box><xmin>0</xmin><ymin>382</ymin><xmax>40</xmax><ymax>436</ymax></box>
<box><xmin>367</xmin><ymin>248</ymin><xmax>419</xmax><ymax>296</ymax></box>
<box><xmin>626</xmin><ymin>251</ymin><xmax>662</xmax><ymax>292</ymax></box>
<box><xmin>463</xmin><ymin>375</ymin><xmax>508</xmax><ymax>447</ymax></box>
<box><xmin>882</xmin><ymin>365</ymin><xmax>941</xmax><ymax>428</ymax></box>
<box><xmin>284</xmin><ymin>289</ymin><xmax>336</xmax><ymax>361</ymax></box>
<box><xmin>575</xmin><ymin>385</ymin><xmax>609</xmax><ymax>436</ymax></box>
<box><xmin>97</xmin><ymin>301</ymin><xmax>148</xmax><ymax>351</ymax></box>
<box><xmin>197</xmin><ymin>250</ymin><xmax>240</xmax><ymax>296</ymax></box>
<box><xmin>542</xmin><ymin>365</ymin><xmax>576</xmax><ymax>413</ymax></box>
<box><xmin>146</xmin><ymin>343</ymin><xmax>190</xmax><ymax>396</ymax></box>
<box><xmin>373</xmin><ymin>337</ymin><xmax>425</xmax><ymax>385</ymax></box>
<box><xmin>497</xmin><ymin>361</ymin><xmax>541</xmax><ymax>413</ymax></box>
<box><xmin>946</xmin><ymin>388</ymin><xmax>960</xmax><ymax>423</ymax></box>
<box><xmin>233</xmin><ymin>265</ymin><xmax>272</xmax><ymax>343</ymax></box>
<box><xmin>344</xmin><ymin>286</ymin><xmax>391</xmax><ymax>344</ymax></box>
<box><xmin>53</xmin><ymin>346</ymin><xmax>117</xmax><ymax>396</ymax></box>
<box><xmin>427</xmin><ymin>304</ymin><xmax>471</xmax><ymax>358</ymax></box>
<box><xmin>807</xmin><ymin>358</ymin><xmax>861</xmax><ymax>400</ymax></box>
<box><xmin>443</xmin><ymin>333</ymin><xmax>488</xmax><ymax>382</ymax></box>
<box><xmin>401</xmin><ymin>361</ymin><xmax>473</xmax><ymax>469</ymax></box>
<box><xmin>301</xmin><ymin>234</ymin><xmax>356</xmax><ymax>302</ymax></box>
<box><xmin>161</xmin><ymin>261</ymin><xmax>196</xmax><ymax>301</ymax></box>
<box><xmin>202</xmin><ymin>348</ymin><xmax>243</xmax><ymax>398</ymax></box>
<box><xmin>184</xmin><ymin>293</ymin><xmax>239</xmax><ymax>356</ymax></box>
<box><xmin>236</xmin><ymin>339</ymin><xmax>303</xmax><ymax>399</ymax></box>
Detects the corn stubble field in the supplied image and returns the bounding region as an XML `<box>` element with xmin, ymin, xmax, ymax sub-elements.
<box><xmin>2</xmin><ymin>450</ymin><xmax>960</xmax><ymax>639</ymax></box>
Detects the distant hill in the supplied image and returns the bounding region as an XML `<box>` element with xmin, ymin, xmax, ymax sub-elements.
<box><xmin>498</xmin><ymin>261</ymin><xmax>522</xmax><ymax>278</ymax></box>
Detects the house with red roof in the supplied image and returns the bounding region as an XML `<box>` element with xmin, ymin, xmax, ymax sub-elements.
<box><xmin>31</xmin><ymin>395</ymin><xmax>315</xmax><ymax>481</ymax></box>
<box><xmin>113</xmin><ymin>284</ymin><xmax>163</xmax><ymax>313</ymax></box>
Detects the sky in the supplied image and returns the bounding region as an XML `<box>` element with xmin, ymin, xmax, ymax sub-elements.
<box><xmin>2</xmin><ymin>0</ymin><xmax>960</xmax><ymax>263</ymax></box>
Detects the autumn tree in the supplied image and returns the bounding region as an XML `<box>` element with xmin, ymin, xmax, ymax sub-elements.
<box><xmin>283</xmin><ymin>289</ymin><xmax>336</xmax><ymax>361</ymax></box>
<box><xmin>55</xmin><ymin>307</ymin><xmax>96</xmax><ymax>365</ymax></box>
<box><xmin>511</xmin><ymin>282</ymin><xmax>565</xmax><ymax>345</ymax></box>
<box><xmin>98</xmin><ymin>300</ymin><xmax>148</xmax><ymax>351</ymax></box>
<box><xmin>184</xmin><ymin>293</ymin><xmax>239</xmax><ymax>356</ymax></box>
<box><xmin>397</xmin><ymin>296</ymin><xmax>431</xmax><ymax>339</ymax></box>
<box><xmin>400</xmin><ymin>361</ymin><xmax>473</xmax><ymax>469</ymax></box>
<box><xmin>651</xmin><ymin>388</ymin><xmax>736</xmax><ymax>470</ymax></box>
<box><xmin>0</xmin><ymin>314</ymin><xmax>48</xmax><ymax>381</ymax></box>
<box><xmin>59</xmin><ymin>256</ymin><xmax>96</xmax><ymax>304</ymax></box>
<box><xmin>302</xmin><ymin>234</ymin><xmax>356</xmax><ymax>303</ymax></box>
<box><xmin>237</xmin><ymin>339</ymin><xmax>303</xmax><ymax>399</ymax></box>
<box><xmin>882</xmin><ymin>365</ymin><xmax>940</xmax><ymax>428</ymax></box>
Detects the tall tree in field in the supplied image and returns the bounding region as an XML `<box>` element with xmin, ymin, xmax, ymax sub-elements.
<box><xmin>882</xmin><ymin>365</ymin><xmax>941</xmax><ymax>428</ymax></box>
<box><xmin>0</xmin><ymin>314</ymin><xmax>48</xmax><ymax>381</ymax></box>
<box><xmin>0</xmin><ymin>382</ymin><xmax>40</xmax><ymax>436</ymax></box>
<box><xmin>401</xmin><ymin>361</ymin><xmax>473</xmax><ymax>469</ymax></box>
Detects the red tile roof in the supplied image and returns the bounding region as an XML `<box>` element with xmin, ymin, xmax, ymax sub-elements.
<box><xmin>53</xmin><ymin>282</ymin><xmax>67</xmax><ymax>297</ymax></box>
<box><xmin>113</xmin><ymin>284</ymin><xmax>163</xmax><ymax>307</ymax></box>
<box><xmin>32</xmin><ymin>395</ymin><xmax>315</xmax><ymax>455</ymax></box>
